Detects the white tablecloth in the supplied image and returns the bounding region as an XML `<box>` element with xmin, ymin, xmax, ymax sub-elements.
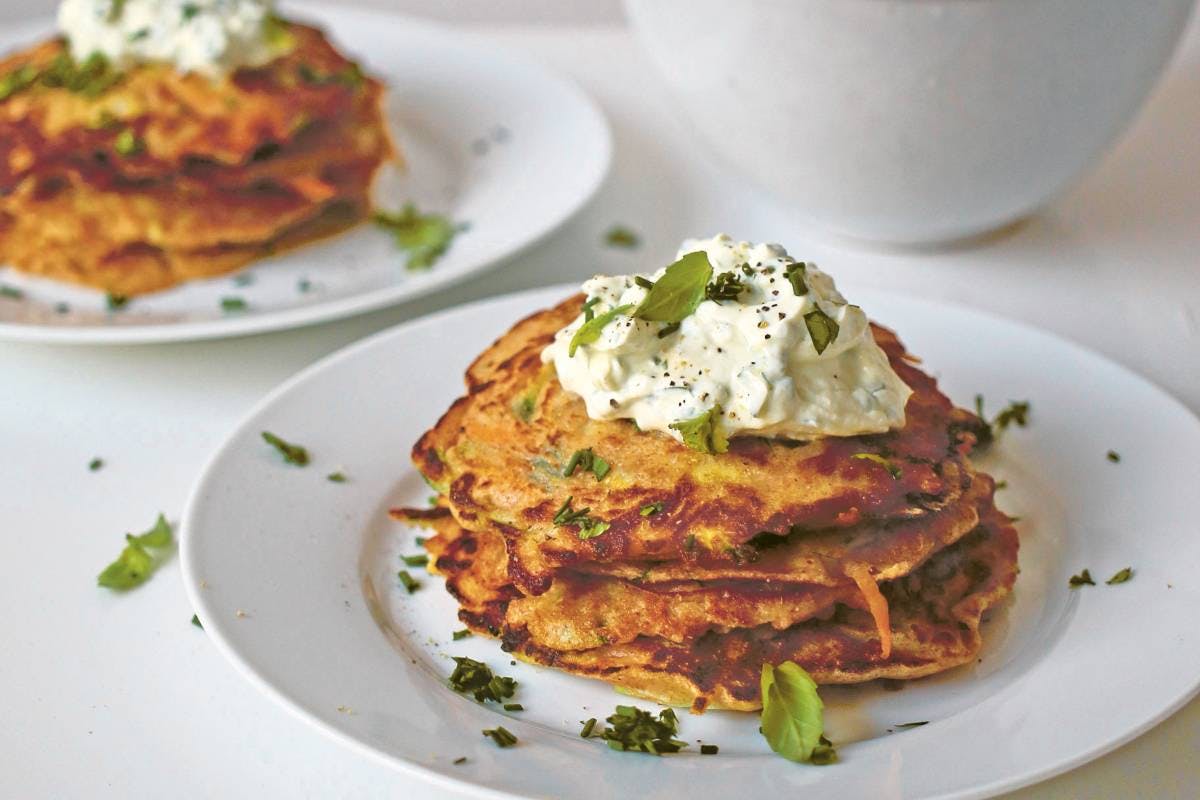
<box><xmin>3</xmin><ymin>8</ymin><xmax>1198</xmax><ymax>799</ymax></box>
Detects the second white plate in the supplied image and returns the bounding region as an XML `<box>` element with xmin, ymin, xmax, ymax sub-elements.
<box><xmin>181</xmin><ymin>284</ymin><xmax>1200</xmax><ymax>799</ymax></box>
<box><xmin>0</xmin><ymin>4</ymin><xmax>610</xmax><ymax>344</ymax></box>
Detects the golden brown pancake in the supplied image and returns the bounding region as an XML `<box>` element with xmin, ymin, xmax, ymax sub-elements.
<box><xmin>430</xmin><ymin>505</ymin><xmax>1017</xmax><ymax>712</ymax></box>
<box><xmin>0</xmin><ymin>20</ymin><xmax>395</xmax><ymax>294</ymax></box>
<box><xmin>413</xmin><ymin>295</ymin><xmax>990</xmax><ymax>595</ymax></box>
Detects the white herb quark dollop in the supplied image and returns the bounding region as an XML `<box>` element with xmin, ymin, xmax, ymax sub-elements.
<box><xmin>543</xmin><ymin>234</ymin><xmax>913</xmax><ymax>444</ymax></box>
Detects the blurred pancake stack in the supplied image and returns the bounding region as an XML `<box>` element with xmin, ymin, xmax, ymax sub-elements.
<box><xmin>0</xmin><ymin>17</ymin><xmax>393</xmax><ymax>296</ymax></box>
<box><xmin>399</xmin><ymin>295</ymin><xmax>1019</xmax><ymax>712</ymax></box>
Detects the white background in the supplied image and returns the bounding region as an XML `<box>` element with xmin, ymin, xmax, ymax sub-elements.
<box><xmin>2</xmin><ymin>1</ymin><xmax>1198</xmax><ymax>798</ymax></box>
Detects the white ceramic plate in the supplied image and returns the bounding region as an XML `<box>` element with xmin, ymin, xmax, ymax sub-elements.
<box><xmin>0</xmin><ymin>4</ymin><xmax>610</xmax><ymax>344</ymax></box>
<box><xmin>181</xmin><ymin>285</ymin><xmax>1200</xmax><ymax>800</ymax></box>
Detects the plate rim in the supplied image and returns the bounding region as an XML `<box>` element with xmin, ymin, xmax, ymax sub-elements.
<box><xmin>0</xmin><ymin>5</ymin><xmax>612</xmax><ymax>346</ymax></box>
<box><xmin>181</xmin><ymin>282</ymin><xmax>1200</xmax><ymax>800</ymax></box>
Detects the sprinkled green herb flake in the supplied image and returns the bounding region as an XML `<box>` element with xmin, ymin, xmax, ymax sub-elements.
<box><xmin>569</xmin><ymin>303</ymin><xmax>634</xmax><ymax>357</ymax></box>
<box><xmin>563</xmin><ymin>448</ymin><xmax>610</xmax><ymax>481</ymax></box>
<box><xmin>55</xmin><ymin>302</ymin><xmax>70</xmax><ymax>314</ymax></box>
<box><xmin>482</xmin><ymin>726</ymin><xmax>517</xmax><ymax>748</ymax></box>
<box><xmin>449</xmin><ymin>656</ymin><xmax>518</xmax><ymax>703</ymax></box>
<box><xmin>106</xmin><ymin>293</ymin><xmax>128</xmax><ymax>311</ymax></box>
<box><xmin>604</xmin><ymin>226</ymin><xmax>640</xmax><ymax>248</ymax></box>
<box><xmin>705</xmin><ymin>271</ymin><xmax>744</xmax><ymax>302</ymax></box>
<box><xmin>182</xmin><ymin>3</ymin><xmax>200</xmax><ymax>21</ymax></box>
<box><xmin>398</xmin><ymin>570</ymin><xmax>420</xmax><ymax>593</ymax></box>
<box><xmin>580</xmin><ymin>718</ymin><xmax>599</xmax><ymax>738</ymax></box>
<box><xmin>191</xmin><ymin>614</ymin><xmax>203</xmax><ymax>629</ymax></box>
<box><xmin>326</xmin><ymin>471</ymin><xmax>347</xmax><ymax>483</ymax></box>
<box><xmin>453</xmin><ymin>756</ymin><xmax>467</xmax><ymax>765</ymax></box>
<box><xmin>639</xmin><ymin>501</ymin><xmax>663</xmax><ymax>517</ymax></box>
<box><xmin>669</xmin><ymin>405</ymin><xmax>728</xmax><ymax>455</ymax></box>
<box><xmin>598</xmin><ymin>705</ymin><xmax>687</xmax><ymax>755</ymax></box>
<box><xmin>127</xmin><ymin>27</ymin><xmax>150</xmax><ymax>42</ymax></box>
<box><xmin>1107</xmin><ymin>450</ymin><xmax>1121</xmax><ymax>463</ymax></box>
<box><xmin>89</xmin><ymin>457</ymin><xmax>104</xmax><ymax>472</ymax></box>
<box><xmin>261</xmin><ymin>431</ymin><xmax>309</xmax><ymax>466</ymax></box>
<box><xmin>297</xmin><ymin>278</ymin><xmax>313</xmax><ymax>293</ymax></box>
<box><xmin>452</xmin><ymin>628</ymin><xmax>471</xmax><ymax>641</ymax></box>
<box><xmin>552</xmin><ymin>496</ymin><xmax>611</xmax><ymax>540</ymax></box>
<box><xmin>97</xmin><ymin>513</ymin><xmax>173</xmax><ymax>591</ymax></box>
<box><xmin>803</xmin><ymin>307</ymin><xmax>840</xmax><ymax>355</ymax></box>
<box><xmin>233</xmin><ymin>273</ymin><xmax>255</xmax><ymax>287</ymax></box>
<box><xmin>851</xmin><ymin>452</ymin><xmax>901</xmax><ymax>479</ymax></box>
<box><xmin>503</xmin><ymin>703</ymin><xmax>524</xmax><ymax>712</ymax></box>
<box><xmin>401</xmin><ymin>554</ymin><xmax>428</xmax><ymax>568</ymax></box>
<box><xmin>373</xmin><ymin>204</ymin><xmax>466</xmax><ymax>270</ymax></box>
<box><xmin>113</xmin><ymin>128</ymin><xmax>142</xmax><ymax>156</ymax></box>
<box><xmin>0</xmin><ymin>285</ymin><xmax>23</xmax><ymax>300</ymax></box>
<box><xmin>894</xmin><ymin>721</ymin><xmax>929</xmax><ymax>730</ymax></box>
<box><xmin>1069</xmin><ymin>569</ymin><xmax>1095</xmax><ymax>588</ymax></box>
<box><xmin>0</xmin><ymin>64</ymin><xmax>38</xmax><ymax>102</ymax></box>
<box><xmin>220</xmin><ymin>296</ymin><xmax>248</xmax><ymax>313</ymax></box>
<box><xmin>1106</xmin><ymin>567</ymin><xmax>1133</xmax><ymax>585</ymax></box>
<box><xmin>810</xmin><ymin>736</ymin><xmax>838</xmax><ymax>765</ymax></box>
<box><xmin>632</xmin><ymin>251</ymin><xmax>712</xmax><ymax>323</ymax></box>
<box><xmin>700</xmin><ymin>744</ymin><xmax>719</xmax><ymax>755</ymax></box>
<box><xmin>785</xmin><ymin>262</ymin><xmax>809</xmax><ymax>296</ymax></box>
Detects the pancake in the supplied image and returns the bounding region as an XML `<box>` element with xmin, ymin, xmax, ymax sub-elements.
<box><xmin>442</xmin><ymin>505</ymin><xmax>1018</xmax><ymax>712</ymax></box>
<box><xmin>0</xmin><ymin>19</ymin><xmax>395</xmax><ymax>294</ymax></box>
<box><xmin>414</xmin><ymin>295</ymin><xmax>990</xmax><ymax>595</ymax></box>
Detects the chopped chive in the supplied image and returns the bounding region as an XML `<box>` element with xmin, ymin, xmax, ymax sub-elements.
<box><xmin>604</xmin><ymin>226</ymin><xmax>640</xmax><ymax>249</ymax></box>
<box><xmin>1106</xmin><ymin>567</ymin><xmax>1133</xmax><ymax>585</ymax></box>
<box><xmin>88</xmin><ymin>457</ymin><xmax>104</xmax><ymax>472</ymax></box>
<box><xmin>401</xmin><ymin>554</ymin><xmax>428</xmax><ymax>567</ymax></box>
<box><xmin>397</xmin><ymin>570</ymin><xmax>420</xmax><ymax>593</ymax></box>
<box><xmin>297</xmin><ymin>278</ymin><xmax>313</xmax><ymax>293</ymax></box>
<box><xmin>0</xmin><ymin>284</ymin><xmax>23</xmax><ymax>300</ymax></box>
<box><xmin>220</xmin><ymin>296</ymin><xmax>248</xmax><ymax>313</ymax></box>
<box><xmin>700</xmin><ymin>744</ymin><xmax>719</xmax><ymax>755</ymax></box>
<box><xmin>482</xmin><ymin>726</ymin><xmax>517</xmax><ymax>748</ymax></box>
<box><xmin>261</xmin><ymin>431</ymin><xmax>308</xmax><ymax>465</ymax></box>
<box><xmin>639</xmin><ymin>501</ymin><xmax>663</xmax><ymax>517</ymax></box>
<box><xmin>191</xmin><ymin>614</ymin><xmax>203</xmax><ymax>629</ymax></box>
<box><xmin>452</xmin><ymin>756</ymin><xmax>467</xmax><ymax>765</ymax></box>
<box><xmin>326</xmin><ymin>471</ymin><xmax>347</xmax><ymax>483</ymax></box>
<box><xmin>894</xmin><ymin>721</ymin><xmax>928</xmax><ymax>730</ymax></box>
<box><xmin>580</xmin><ymin>718</ymin><xmax>598</xmax><ymax>738</ymax></box>
<box><xmin>414</xmin><ymin>535</ymin><xmax>427</xmax><ymax>546</ymax></box>
<box><xmin>452</xmin><ymin>628</ymin><xmax>471</xmax><ymax>640</ymax></box>
<box><xmin>1069</xmin><ymin>569</ymin><xmax>1095</xmax><ymax>588</ymax></box>
<box><xmin>1106</xmin><ymin>450</ymin><xmax>1121</xmax><ymax>463</ymax></box>
<box><xmin>503</xmin><ymin>703</ymin><xmax>524</xmax><ymax>712</ymax></box>
<box><xmin>233</xmin><ymin>273</ymin><xmax>255</xmax><ymax>287</ymax></box>
<box><xmin>105</xmin><ymin>293</ymin><xmax>128</xmax><ymax>311</ymax></box>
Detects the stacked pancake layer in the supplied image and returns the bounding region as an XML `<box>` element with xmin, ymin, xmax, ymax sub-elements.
<box><xmin>0</xmin><ymin>22</ymin><xmax>393</xmax><ymax>295</ymax></box>
<box><xmin>404</xmin><ymin>296</ymin><xmax>1018</xmax><ymax>712</ymax></box>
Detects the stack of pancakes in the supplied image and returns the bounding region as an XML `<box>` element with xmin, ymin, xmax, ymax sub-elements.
<box><xmin>0</xmin><ymin>21</ymin><xmax>393</xmax><ymax>296</ymax></box>
<box><xmin>402</xmin><ymin>296</ymin><xmax>1018</xmax><ymax>712</ymax></box>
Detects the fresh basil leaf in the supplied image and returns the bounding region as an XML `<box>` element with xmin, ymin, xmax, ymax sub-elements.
<box><xmin>760</xmin><ymin>661</ymin><xmax>825</xmax><ymax>763</ymax></box>
<box><xmin>668</xmin><ymin>406</ymin><xmax>728</xmax><ymax>455</ymax></box>
<box><xmin>568</xmin><ymin>304</ymin><xmax>634</xmax><ymax>357</ymax></box>
<box><xmin>373</xmin><ymin>204</ymin><xmax>466</xmax><ymax>270</ymax></box>
<box><xmin>804</xmin><ymin>308</ymin><xmax>840</xmax><ymax>355</ymax></box>
<box><xmin>632</xmin><ymin>251</ymin><xmax>713</xmax><ymax>323</ymax></box>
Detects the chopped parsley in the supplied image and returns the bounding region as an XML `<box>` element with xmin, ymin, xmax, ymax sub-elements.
<box><xmin>233</xmin><ymin>273</ymin><xmax>255</xmax><ymax>287</ymax></box>
<box><xmin>784</xmin><ymin>262</ymin><xmax>809</xmax><ymax>296</ymax></box>
<box><xmin>0</xmin><ymin>284</ymin><xmax>23</xmax><ymax>300</ymax></box>
<box><xmin>563</xmin><ymin>448</ymin><xmax>610</xmax><ymax>481</ymax></box>
<box><xmin>97</xmin><ymin>513</ymin><xmax>173</xmax><ymax>590</ymax></box>
<box><xmin>482</xmin><ymin>726</ymin><xmax>517</xmax><ymax>748</ymax></box>
<box><xmin>452</xmin><ymin>628</ymin><xmax>471</xmax><ymax>641</ymax></box>
<box><xmin>220</xmin><ymin>296</ymin><xmax>248</xmax><ymax>313</ymax></box>
<box><xmin>569</xmin><ymin>303</ymin><xmax>634</xmax><ymax>357</ymax></box>
<box><xmin>88</xmin><ymin>457</ymin><xmax>104</xmax><ymax>472</ymax></box>
<box><xmin>1068</xmin><ymin>569</ymin><xmax>1095</xmax><ymax>588</ymax></box>
<box><xmin>1106</xmin><ymin>567</ymin><xmax>1133</xmax><ymax>585</ymax></box>
<box><xmin>604</xmin><ymin>226</ymin><xmax>640</xmax><ymax>248</ymax></box>
<box><xmin>552</xmin><ymin>496</ymin><xmax>610</xmax><ymax>540</ymax></box>
<box><xmin>803</xmin><ymin>307</ymin><xmax>840</xmax><ymax>355</ymax></box>
<box><xmin>401</xmin><ymin>554</ymin><xmax>428</xmax><ymax>567</ymax></box>
<box><xmin>851</xmin><ymin>452</ymin><xmax>901</xmax><ymax>479</ymax></box>
<box><xmin>1107</xmin><ymin>450</ymin><xmax>1121</xmax><ymax>463</ymax></box>
<box><xmin>705</xmin><ymin>271</ymin><xmax>744</xmax><ymax>302</ymax></box>
<box><xmin>760</xmin><ymin>661</ymin><xmax>827</xmax><ymax>763</ymax></box>
<box><xmin>639</xmin><ymin>501</ymin><xmax>663</xmax><ymax>517</ymax></box>
<box><xmin>261</xmin><ymin>431</ymin><xmax>309</xmax><ymax>466</ymax></box>
<box><xmin>327</xmin><ymin>471</ymin><xmax>347</xmax><ymax>483</ymax></box>
<box><xmin>448</xmin><ymin>656</ymin><xmax>517</xmax><ymax>703</ymax></box>
<box><xmin>669</xmin><ymin>405</ymin><xmax>729</xmax><ymax>455</ymax></box>
<box><xmin>397</xmin><ymin>570</ymin><xmax>421</xmax><ymax>593</ymax></box>
<box><xmin>591</xmin><ymin>705</ymin><xmax>687</xmax><ymax>755</ymax></box>
<box><xmin>373</xmin><ymin>203</ymin><xmax>466</xmax><ymax>270</ymax></box>
<box><xmin>632</xmin><ymin>251</ymin><xmax>712</xmax><ymax>323</ymax></box>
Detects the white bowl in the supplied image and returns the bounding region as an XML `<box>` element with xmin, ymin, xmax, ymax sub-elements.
<box><xmin>624</xmin><ymin>0</ymin><xmax>1194</xmax><ymax>244</ymax></box>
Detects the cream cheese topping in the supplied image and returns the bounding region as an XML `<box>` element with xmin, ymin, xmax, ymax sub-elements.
<box><xmin>543</xmin><ymin>234</ymin><xmax>913</xmax><ymax>444</ymax></box>
<box><xmin>57</xmin><ymin>0</ymin><xmax>277</xmax><ymax>77</ymax></box>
